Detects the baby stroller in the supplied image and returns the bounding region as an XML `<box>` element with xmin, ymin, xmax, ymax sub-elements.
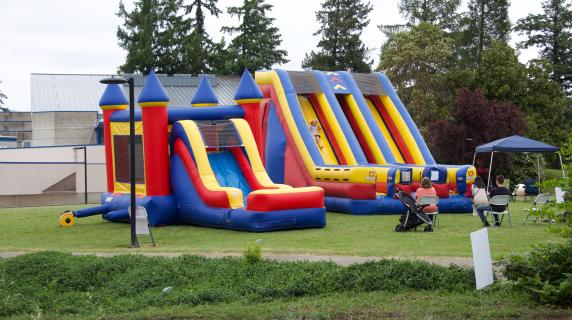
<box><xmin>394</xmin><ymin>190</ymin><xmax>433</xmax><ymax>232</ymax></box>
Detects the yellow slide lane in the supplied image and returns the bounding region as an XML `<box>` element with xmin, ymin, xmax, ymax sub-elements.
<box><xmin>365</xmin><ymin>98</ymin><xmax>404</xmax><ymax>163</ymax></box>
<box><xmin>297</xmin><ymin>96</ymin><xmax>338</xmax><ymax>165</ymax></box>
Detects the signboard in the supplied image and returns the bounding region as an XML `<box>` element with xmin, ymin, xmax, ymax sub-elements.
<box><xmin>470</xmin><ymin>228</ymin><xmax>494</xmax><ymax>290</ymax></box>
<box><xmin>325</xmin><ymin>72</ymin><xmax>350</xmax><ymax>94</ymax></box>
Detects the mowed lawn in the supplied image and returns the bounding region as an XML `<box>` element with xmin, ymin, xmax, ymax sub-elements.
<box><xmin>0</xmin><ymin>200</ymin><xmax>563</xmax><ymax>258</ymax></box>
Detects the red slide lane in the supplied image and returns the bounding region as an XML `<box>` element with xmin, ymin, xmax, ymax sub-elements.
<box><xmin>308</xmin><ymin>94</ymin><xmax>346</xmax><ymax>165</ymax></box>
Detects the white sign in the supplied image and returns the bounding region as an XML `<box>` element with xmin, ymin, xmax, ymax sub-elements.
<box><xmin>470</xmin><ymin>228</ymin><xmax>494</xmax><ymax>290</ymax></box>
<box><xmin>431</xmin><ymin>170</ymin><xmax>439</xmax><ymax>181</ymax></box>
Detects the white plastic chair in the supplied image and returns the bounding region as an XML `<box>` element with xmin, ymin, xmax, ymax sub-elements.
<box><xmin>128</xmin><ymin>206</ymin><xmax>156</xmax><ymax>246</ymax></box>
<box><xmin>418</xmin><ymin>196</ymin><xmax>440</xmax><ymax>226</ymax></box>
<box><xmin>484</xmin><ymin>195</ymin><xmax>511</xmax><ymax>227</ymax></box>
<box><xmin>523</xmin><ymin>193</ymin><xmax>550</xmax><ymax>224</ymax></box>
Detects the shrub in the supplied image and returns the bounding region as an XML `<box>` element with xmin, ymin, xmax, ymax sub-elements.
<box><xmin>242</xmin><ymin>243</ymin><xmax>262</xmax><ymax>264</ymax></box>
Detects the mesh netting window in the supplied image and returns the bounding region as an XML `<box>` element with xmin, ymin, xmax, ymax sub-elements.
<box><xmin>113</xmin><ymin>135</ymin><xmax>145</xmax><ymax>184</ymax></box>
<box><xmin>196</xmin><ymin>120</ymin><xmax>242</xmax><ymax>148</ymax></box>
<box><xmin>352</xmin><ymin>73</ymin><xmax>386</xmax><ymax>96</ymax></box>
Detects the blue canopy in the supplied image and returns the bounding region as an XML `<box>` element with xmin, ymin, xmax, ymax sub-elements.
<box><xmin>475</xmin><ymin>135</ymin><xmax>559</xmax><ymax>153</ymax></box>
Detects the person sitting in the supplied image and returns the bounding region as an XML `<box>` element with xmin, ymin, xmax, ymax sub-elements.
<box><xmin>415</xmin><ymin>177</ymin><xmax>438</xmax><ymax>222</ymax></box>
<box><xmin>471</xmin><ymin>176</ymin><xmax>488</xmax><ymax>217</ymax></box>
<box><xmin>476</xmin><ymin>175</ymin><xmax>511</xmax><ymax>227</ymax></box>
<box><xmin>309</xmin><ymin>119</ymin><xmax>324</xmax><ymax>149</ymax></box>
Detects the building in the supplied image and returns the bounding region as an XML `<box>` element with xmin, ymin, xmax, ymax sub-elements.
<box><xmin>30</xmin><ymin>73</ymin><xmax>240</xmax><ymax>146</ymax></box>
<box><xmin>0</xmin><ymin>110</ymin><xmax>32</xmax><ymax>147</ymax></box>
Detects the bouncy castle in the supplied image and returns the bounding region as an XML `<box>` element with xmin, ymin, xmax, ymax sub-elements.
<box><xmin>62</xmin><ymin>68</ymin><xmax>476</xmax><ymax>231</ymax></box>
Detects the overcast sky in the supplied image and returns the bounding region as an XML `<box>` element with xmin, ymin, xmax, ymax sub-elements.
<box><xmin>0</xmin><ymin>0</ymin><xmax>542</xmax><ymax>111</ymax></box>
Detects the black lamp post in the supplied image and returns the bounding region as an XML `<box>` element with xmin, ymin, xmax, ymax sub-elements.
<box><xmin>99</xmin><ymin>76</ymin><xmax>138</xmax><ymax>248</ymax></box>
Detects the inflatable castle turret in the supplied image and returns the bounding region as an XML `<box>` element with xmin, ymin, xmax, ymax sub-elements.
<box><xmin>191</xmin><ymin>76</ymin><xmax>219</xmax><ymax>107</ymax></box>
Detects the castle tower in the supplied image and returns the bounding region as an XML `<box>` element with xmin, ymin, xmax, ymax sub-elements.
<box><xmin>99</xmin><ymin>83</ymin><xmax>128</xmax><ymax>193</ymax></box>
<box><xmin>234</xmin><ymin>69</ymin><xmax>264</xmax><ymax>154</ymax></box>
<box><xmin>138</xmin><ymin>70</ymin><xmax>171</xmax><ymax>196</ymax></box>
<box><xmin>191</xmin><ymin>75</ymin><xmax>219</xmax><ymax>107</ymax></box>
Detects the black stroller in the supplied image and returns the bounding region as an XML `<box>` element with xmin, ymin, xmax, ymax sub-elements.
<box><xmin>394</xmin><ymin>190</ymin><xmax>433</xmax><ymax>232</ymax></box>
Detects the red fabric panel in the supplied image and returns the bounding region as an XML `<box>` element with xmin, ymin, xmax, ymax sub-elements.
<box><xmin>376</xmin><ymin>182</ymin><xmax>388</xmax><ymax>194</ymax></box>
<box><xmin>173</xmin><ymin>140</ymin><xmax>231</xmax><ymax>208</ymax></box>
<box><xmin>338</xmin><ymin>96</ymin><xmax>376</xmax><ymax>163</ymax></box>
<box><xmin>242</xmin><ymin>103</ymin><xmax>264</xmax><ymax>157</ymax></box>
<box><xmin>230</xmin><ymin>147</ymin><xmax>276</xmax><ymax>191</ymax></box>
<box><xmin>410</xmin><ymin>182</ymin><xmax>420</xmax><ymax>192</ymax></box>
<box><xmin>465</xmin><ymin>182</ymin><xmax>473</xmax><ymax>197</ymax></box>
<box><xmin>103</xmin><ymin>110</ymin><xmax>115</xmax><ymax>193</ymax></box>
<box><xmin>142</xmin><ymin>106</ymin><xmax>171</xmax><ymax>195</ymax></box>
<box><xmin>370</xmin><ymin>96</ymin><xmax>415</xmax><ymax>164</ymax></box>
<box><xmin>246</xmin><ymin>189</ymin><xmax>324</xmax><ymax>211</ymax></box>
<box><xmin>433</xmin><ymin>183</ymin><xmax>450</xmax><ymax>198</ymax></box>
<box><xmin>395</xmin><ymin>184</ymin><xmax>412</xmax><ymax>195</ymax></box>
<box><xmin>309</xmin><ymin>94</ymin><xmax>346</xmax><ymax>165</ymax></box>
<box><xmin>284</xmin><ymin>144</ymin><xmax>309</xmax><ymax>187</ymax></box>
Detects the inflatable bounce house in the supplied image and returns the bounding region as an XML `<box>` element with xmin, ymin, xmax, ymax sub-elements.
<box><xmin>61</xmin><ymin>68</ymin><xmax>476</xmax><ymax>231</ymax></box>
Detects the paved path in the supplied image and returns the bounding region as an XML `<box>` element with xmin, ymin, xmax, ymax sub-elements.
<box><xmin>0</xmin><ymin>251</ymin><xmax>474</xmax><ymax>267</ymax></box>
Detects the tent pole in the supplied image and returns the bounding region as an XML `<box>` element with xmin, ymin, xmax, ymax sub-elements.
<box><xmin>558</xmin><ymin>152</ymin><xmax>566</xmax><ymax>179</ymax></box>
<box><xmin>537</xmin><ymin>154</ymin><xmax>541</xmax><ymax>193</ymax></box>
<box><xmin>472</xmin><ymin>152</ymin><xmax>477</xmax><ymax>166</ymax></box>
<box><xmin>487</xmin><ymin>152</ymin><xmax>494</xmax><ymax>192</ymax></box>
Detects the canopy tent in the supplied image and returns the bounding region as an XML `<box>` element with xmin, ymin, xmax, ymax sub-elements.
<box><xmin>473</xmin><ymin>135</ymin><xmax>566</xmax><ymax>191</ymax></box>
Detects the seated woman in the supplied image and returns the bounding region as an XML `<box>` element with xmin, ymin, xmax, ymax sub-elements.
<box><xmin>415</xmin><ymin>177</ymin><xmax>438</xmax><ymax>221</ymax></box>
<box><xmin>471</xmin><ymin>176</ymin><xmax>488</xmax><ymax>216</ymax></box>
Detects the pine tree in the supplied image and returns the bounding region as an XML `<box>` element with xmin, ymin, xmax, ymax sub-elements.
<box><xmin>181</xmin><ymin>0</ymin><xmax>222</xmax><ymax>74</ymax></box>
<box><xmin>515</xmin><ymin>0</ymin><xmax>572</xmax><ymax>93</ymax></box>
<box><xmin>302</xmin><ymin>0</ymin><xmax>373</xmax><ymax>72</ymax></box>
<box><xmin>458</xmin><ymin>0</ymin><xmax>511</xmax><ymax>67</ymax></box>
<box><xmin>222</xmin><ymin>0</ymin><xmax>288</xmax><ymax>75</ymax></box>
<box><xmin>398</xmin><ymin>0</ymin><xmax>461</xmax><ymax>30</ymax></box>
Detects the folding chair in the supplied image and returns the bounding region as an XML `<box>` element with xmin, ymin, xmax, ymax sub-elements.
<box><xmin>483</xmin><ymin>195</ymin><xmax>511</xmax><ymax>227</ymax></box>
<box><xmin>555</xmin><ymin>187</ymin><xmax>565</xmax><ymax>204</ymax></box>
<box><xmin>128</xmin><ymin>206</ymin><xmax>156</xmax><ymax>247</ymax></box>
<box><xmin>418</xmin><ymin>196</ymin><xmax>440</xmax><ymax>226</ymax></box>
<box><xmin>523</xmin><ymin>193</ymin><xmax>550</xmax><ymax>224</ymax></box>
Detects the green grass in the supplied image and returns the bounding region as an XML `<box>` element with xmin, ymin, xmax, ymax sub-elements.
<box><xmin>0</xmin><ymin>201</ymin><xmax>563</xmax><ymax>258</ymax></box>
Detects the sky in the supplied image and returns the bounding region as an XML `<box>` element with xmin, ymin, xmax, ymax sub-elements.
<box><xmin>0</xmin><ymin>0</ymin><xmax>543</xmax><ymax>111</ymax></box>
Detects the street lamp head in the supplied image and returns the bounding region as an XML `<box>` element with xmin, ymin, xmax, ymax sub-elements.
<box><xmin>100</xmin><ymin>77</ymin><xmax>128</xmax><ymax>85</ymax></box>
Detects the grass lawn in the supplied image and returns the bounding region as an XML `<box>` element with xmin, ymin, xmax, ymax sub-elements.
<box><xmin>0</xmin><ymin>200</ymin><xmax>562</xmax><ymax>258</ymax></box>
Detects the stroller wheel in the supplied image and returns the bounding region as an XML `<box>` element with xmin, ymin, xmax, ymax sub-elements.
<box><xmin>395</xmin><ymin>224</ymin><xmax>403</xmax><ymax>232</ymax></box>
<box><xmin>424</xmin><ymin>226</ymin><xmax>433</xmax><ymax>232</ymax></box>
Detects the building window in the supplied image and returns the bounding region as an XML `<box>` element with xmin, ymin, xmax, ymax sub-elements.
<box><xmin>113</xmin><ymin>135</ymin><xmax>145</xmax><ymax>184</ymax></box>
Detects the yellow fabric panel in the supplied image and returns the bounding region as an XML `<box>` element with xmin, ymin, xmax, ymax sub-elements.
<box><xmin>365</xmin><ymin>98</ymin><xmax>404</xmax><ymax>163</ymax></box>
<box><xmin>178</xmin><ymin>120</ymin><xmax>244</xmax><ymax>208</ymax></box>
<box><xmin>315</xmin><ymin>93</ymin><xmax>357</xmax><ymax>165</ymax></box>
<box><xmin>380</xmin><ymin>96</ymin><xmax>425</xmax><ymax>165</ymax></box>
<box><xmin>110</xmin><ymin>121</ymin><xmax>146</xmax><ymax>196</ymax></box>
<box><xmin>411</xmin><ymin>167</ymin><xmax>424</xmax><ymax>183</ymax></box>
<box><xmin>298</xmin><ymin>96</ymin><xmax>338</xmax><ymax>165</ymax></box>
<box><xmin>344</xmin><ymin>95</ymin><xmax>386</xmax><ymax>164</ymax></box>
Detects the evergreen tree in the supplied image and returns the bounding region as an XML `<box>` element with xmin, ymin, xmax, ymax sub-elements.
<box><xmin>181</xmin><ymin>0</ymin><xmax>222</xmax><ymax>74</ymax></box>
<box><xmin>302</xmin><ymin>0</ymin><xmax>373</xmax><ymax>72</ymax></box>
<box><xmin>0</xmin><ymin>82</ymin><xmax>7</xmax><ymax>110</ymax></box>
<box><xmin>515</xmin><ymin>0</ymin><xmax>572</xmax><ymax>93</ymax></box>
<box><xmin>458</xmin><ymin>0</ymin><xmax>511</xmax><ymax>67</ymax></box>
<box><xmin>398</xmin><ymin>0</ymin><xmax>461</xmax><ymax>29</ymax></box>
<box><xmin>222</xmin><ymin>0</ymin><xmax>288</xmax><ymax>75</ymax></box>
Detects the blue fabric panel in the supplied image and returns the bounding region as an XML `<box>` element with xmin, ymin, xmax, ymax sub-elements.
<box><xmin>93</xmin><ymin>192</ymin><xmax>178</xmax><ymax>226</ymax></box>
<box><xmin>455</xmin><ymin>165</ymin><xmax>470</xmax><ymax>195</ymax></box>
<box><xmin>422</xmin><ymin>166</ymin><xmax>448</xmax><ymax>183</ymax></box>
<box><xmin>275</xmin><ymin>69</ymin><xmax>325</xmax><ymax>166</ymax></box>
<box><xmin>265</xmin><ymin>103</ymin><xmax>287</xmax><ymax>183</ymax></box>
<box><xmin>73</xmin><ymin>204</ymin><xmax>110</xmax><ymax>218</ymax></box>
<box><xmin>235</xmin><ymin>69</ymin><xmax>264</xmax><ymax>100</ymax></box>
<box><xmin>376</xmin><ymin>72</ymin><xmax>436</xmax><ymax>164</ymax></box>
<box><xmin>99</xmin><ymin>84</ymin><xmax>128</xmax><ymax>106</ymax></box>
<box><xmin>312</xmin><ymin>70</ymin><xmax>367</xmax><ymax>164</ymax></box>
<box><xmin>338</xmin><ymin>71</ymin><xmax>397</xmax><ymax>164</ymax></box>
<box><xmin>475</xmin><ymin>135</ymin><xmax>559</xmax><ymax>153</ymax></box>
<box><xmin>324</xmin><ymin>196</ymin><xmax>406</xmax><ymax>215</ymax></box>
<box><xmin>208</xmin><ymin>150</ymin><xmax>251</xmax><ymax>204</ymax></box>
<box><xmin>138</xmin><ymin>70</ymin><xmax>170</xmax><ymax>103</ymax></box>
<box><xmin>191</xmin><ymin>75</ymin><xmax>219</xmax><ymax>105</ymax></box>
<box><xmin>109</xmin><ymin>105</ymin><xmax>245</xmax><ymax>123</ymax></box>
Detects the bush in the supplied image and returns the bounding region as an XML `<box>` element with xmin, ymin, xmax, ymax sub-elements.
<box><xmin>242</xmin><ymin>243</ymin><xmax>262</xmax><ymax>264</ymax></box>
<box><xmin>501</xmin><ymin>240</ymin><xmax>572</xmax><ymax>306</ymax></box>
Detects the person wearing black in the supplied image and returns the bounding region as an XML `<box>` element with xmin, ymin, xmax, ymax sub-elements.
<box><xmin>476</xmin><ymin>175</ymin><xmax>511</xmax><ymax>227</ymax></box>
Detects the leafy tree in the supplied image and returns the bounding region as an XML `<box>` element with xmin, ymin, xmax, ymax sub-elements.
<box><xmin>476</xmin><ymin>40</ymin><xmax>528</xmax><ymax>103</ymax></box>
<box><xmin>222</xmin><ymin>0</ymin><xmax>288</xmax><ymax>75</ymax></box>
<box><xmin>181</xmin><ymin>0</ymin><xmax>222</xmax><ymax>74</ymax></box>
<box><xmin>0</xmin><ymin>81</ymin><xmax>7</xmax><ymax>110</ymax></box>
<box><xmin>378</xmin><ymin>22</ymin><xmax>454</xmax><ymax>126</ymax></box>
<box><xmin>398</xmin><ymin>0</ymin><xmax>461</xmax><ymax>30</ymax></box>
<box><xmin>457</xmin><ymin>0</ymin><xmax>511</xmax><ymax>67</ymax></box>
<box><xmin>302</xmin><ymin>0</ymin><xmax>373</xmax><ymax>72</ymax></box>
<box><xmin>428</xmin><ymin>88</ymin><xmax>524</xmax><ymax>165</ymax></box>
<box><xmin>515</xmin><ymin>0</ymin><xmax>572</xmax><ymax>94</ymax></box>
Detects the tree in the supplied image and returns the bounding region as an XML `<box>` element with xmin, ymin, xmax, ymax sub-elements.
<box><xmin>181</xmin><ymin>0</ymin><xmax>222</xmax><ymax>74</ymax></box>
<box><xmin>302</xmin><ymin>0</ymin><xmax>373</xmax><ymax>72</ymax></box>
<box><xmin>378</xmin><ymin>22</ymin><xmax>454</xmax><ymax>126</ymax></box>
<box><xmin>398</xmin><ymin>0</ymin><xmax>461</xmax><ymax>30</ymax></box>
<box><xmin>0</xmin><ymin>81</ymin><xmax>7</xmax><ymax>111</ymax></box>
<box><xmin>515</xmin><ymin>0</ymin><xmax>572</xmax><ymax>94</ymax></box>
<box><xmin>457</xmin><ymin>0</ymin><xmax>511</xmax><ymax>67</ymax></box>
<box><xmin>428</xmin><ymin>88</ymin><xmax>524</xmax><ymax>165</ymax></box>
<box><xmin>222</xmin><ymin>0</ymin><xmax>288</xmax><ymax>75</ymax></box>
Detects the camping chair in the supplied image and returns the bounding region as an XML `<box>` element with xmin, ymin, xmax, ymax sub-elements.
<box><xmin>523</xmin><ymin>193</ymin><xmax>550</xmax><ymax>224</ymax></box>
<box><xmin>418</xmin><ymin>196</ymin><xmax>440</xmax><ymax>226</ymax></box>
<box><xmin>524</xmin><ymin>178</ymin><xmax>539</xmax><ymax>201</ymax></box>
<box><xmin>483</xmin><ymin>195</ymin><xmax>512</xmax><ymax>227</ymax></box>
<box><xmin>128</xmin><ymin>206</ymin><xmax>156</xmax><ymax>247</ymax></box>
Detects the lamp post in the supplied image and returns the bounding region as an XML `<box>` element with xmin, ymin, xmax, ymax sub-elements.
<box><xmin>99</xmin><ymin>76</ymin><xmax>138</xmax><ymax>248</ymax></box>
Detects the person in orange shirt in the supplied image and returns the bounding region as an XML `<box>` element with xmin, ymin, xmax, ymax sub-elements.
<box><xmin>415</xmin><ymin>177</ymin><xmax>438</xmax><ymax>222</ymax></box>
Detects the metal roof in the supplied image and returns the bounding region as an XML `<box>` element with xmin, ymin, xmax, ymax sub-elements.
<box><xmin>31</xmin><ymin>73</ymin><xmax>240</xmax><ymax>112</ymax></box>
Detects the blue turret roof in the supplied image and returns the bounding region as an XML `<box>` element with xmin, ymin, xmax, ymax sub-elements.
<box><xmin>138</xmin><ymin>70</ymin><xmax>169</xmax><ymax>103</ymax></box>
<box><xmin>234</xmin><ymin>69</ymin><xmax>263</xmax><ymax>101</ymax></box>
<box><xmin>191</xmin><ymin>75</ymin><xmax>218</xmax><ymax>105</ymax></box>
<box><xmin>99</xmin><ymin>83</ymin><xmax>128</xmax><ymax>106</ymax></box>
